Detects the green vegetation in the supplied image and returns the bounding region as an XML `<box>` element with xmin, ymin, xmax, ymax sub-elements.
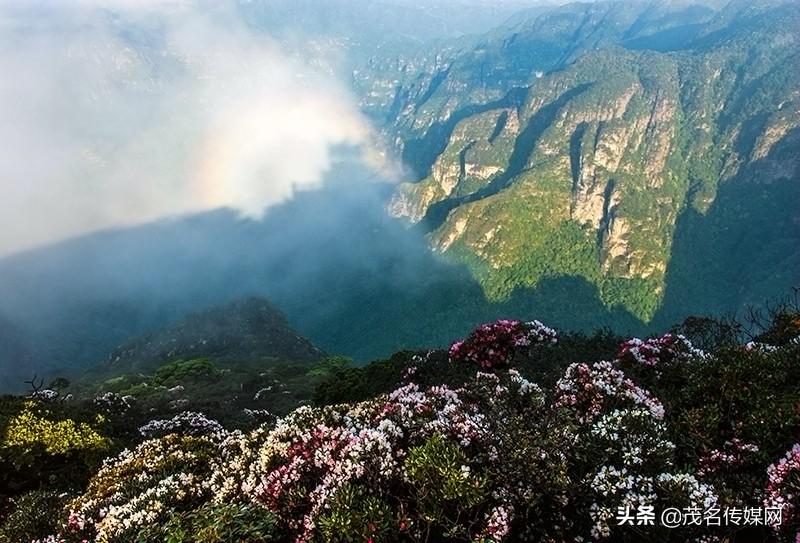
<box><xmin>316</xmin><ymin>484</ymin><xmax>395</xmax><ymax>542</ymax></box>
<box><xmin>405</xmin><ymin>433</ymin><xmax>489</xmax><ymax>533</ymax></box>
<box><xmin>0</xmin><ymin>490</ymin><xmax>68</xmax><ymax>543</ymax></box>
<box><xmin>152</xmin><ymin>358</ymin><xmax>219</xmax><ymax>386</ymax></box>
<box><xmin>140</xmin><ymin>503</ymin><xmax>279</xmax><ymax>543</ymax></box>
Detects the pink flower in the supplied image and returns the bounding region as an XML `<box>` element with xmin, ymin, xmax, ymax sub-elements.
<box><xmin>449</xmin><ymin>319</ymin><xmax>557</xmax><ymax>370</ymax></box>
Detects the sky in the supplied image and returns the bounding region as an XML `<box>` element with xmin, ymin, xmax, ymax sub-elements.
<box><xmin>0</xmin><ymin>0</ymin><xmax>394</xmax><ymax>256</ymax></box>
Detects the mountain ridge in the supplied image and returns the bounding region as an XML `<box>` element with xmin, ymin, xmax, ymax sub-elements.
<box><xmin>103</xmin><ymin>296</ymin><xmax>326</xmax><ymax>376</ymax></box>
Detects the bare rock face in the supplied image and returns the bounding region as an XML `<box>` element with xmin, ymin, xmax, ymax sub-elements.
<box><xmin>602</xmin><ymin>215</ymin><xmax>631</xmax><ymax>274</ymax></box>
<box><xmin>388</xmin><ymin>107</ymin><xmax>520</xmax><ymax>222</ymax></box>
<box><xmin>388</xmin><ymin>181</ymin><xmax>445</xmax><ymax>222</ymax></box>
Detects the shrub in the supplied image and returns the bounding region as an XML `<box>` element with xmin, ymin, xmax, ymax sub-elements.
<box><xmin>152</xmin><ymin>358</ymin><xmax>218</xmax><ymax>387</ymax></box>
<box><xmin>0</xmin><ymin>400</ymin><xmax>110</xmax><ymax>497</ymax></box>
<box><xmin>754</xmin><ymin>311</ymin><xmax>800</xmax><ymax>347</ymax></box>
<box><xmin>138</xmin><ymin>502</ymin><xmax>279</xmax><ymax>543</ymax></box>
<box><xmin>307</xmin><ymin>356</ymin><xmax>355</xmax><ymax>377</ymax></box>
<box><xmin>615</xmin><ymin>333</ymin><xmax>707</xmax><ymax>368</ymax></box>
<box><xmin>2</xmin><ymin>401</ymin><xmax>109</xmax><ymax>462</ymax></box>
<box><xmin>315</xmin><ymin>484</ymin><xmax>394</xmax><ymax>543</ymax></box>
<box><xmin>765</xmin><ymin>443</ymin><xmax>800</xmax><ymax>540</ymax></box>
<box><xmin>448</xmin><ymin>320</ymin><xmax>557</xmax><ymax>369</ymax></box>
<box><xmin>404</xmin><ymin>433</ymin><xmax>488</xmax><ymax>536</ymax></box>
<box><xmin>672</xmin><ymin>315</ymin><xmax>741</xmax><ymax>351</ymax></box>
<box><xmin>0</xmin><ymin>490</ymin><xmax>68</xmax><ymax>543</ymax></box>
<box><xmin>138</xmin><ymin>411</ymin><xmax>224</xmax><ymax>438</ymax></box>
<box><xmin>65</xmin><ymin>433</ymin><xmax>224</xmax><ymax>542</ymax></box>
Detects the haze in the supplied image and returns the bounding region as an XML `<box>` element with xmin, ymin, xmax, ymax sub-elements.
<box><xmin>0</xmin><ymin>0</ymin><xmax>387</xmax><ymax>256</ymax></box>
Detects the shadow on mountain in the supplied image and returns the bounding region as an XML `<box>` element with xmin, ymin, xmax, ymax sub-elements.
<box><xmin>655</xmin><ymin>128</ymin><xmax>800</xmax><ymax>328</ymax></box>
<box><xmin>622</xmin><ymin>22</ymin><xmax>707</xmax><ymax>52</ymax></box>
<box><xmin>401</xmin><ymin>86</ymin><xmax>527</xmax><ymax>181</ymax></box>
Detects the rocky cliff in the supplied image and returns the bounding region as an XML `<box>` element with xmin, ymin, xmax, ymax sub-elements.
<box><xmin>373</xmin><ymin>0</ymin><xmax>799</xmax><ymax>320</ymax></box>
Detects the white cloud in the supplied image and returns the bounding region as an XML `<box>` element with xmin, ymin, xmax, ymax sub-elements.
<box><xmin>0</xmin><ymin>1</ymin><xmax>386</xmax><ymax>255</ymax></box>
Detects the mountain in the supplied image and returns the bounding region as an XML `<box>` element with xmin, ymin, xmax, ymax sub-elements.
<box><xmin>0</xmin><ymin>317</ymin><xmax>35</xmax><ymax>389</ymax></box>
<box><xmin>103</xmin><ymin>297</ymin><xmax>325</xmax><ymax>375</ymax></box>
<box><xmin>377</xmin><ymin>0</ymin><xmax>799</xmax><ymax>323</ymax></box>
<box><xmin>0</xmin><ymin>0</ymin><xmax>797</xmax><ymax>391</ymax></box>
<box><xmin>242</xmin><ymin>0</ymin><xmax>541</xmax><ymax>44</ymax></box>
<box><xmin>66</xmin><ymin>296</ymin><xmax>331</xmax><ymax>422</ymax></box>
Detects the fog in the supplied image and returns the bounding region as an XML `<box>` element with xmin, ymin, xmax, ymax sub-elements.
<box><xmin>0</xmin><ymin>0</ymin><xmax>395</xmax><ymax>256</ymax></box>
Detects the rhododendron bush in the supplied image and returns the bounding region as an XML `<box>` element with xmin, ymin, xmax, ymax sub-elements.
<box><xmin>7</xmin><ymin>316</ymin><xmax>800</xmax><ymax>542</ymax></box>
<box><xmin>448</xmin><ymin>319</ymin><xmax>557</xmax><ymax>369</ymax></box>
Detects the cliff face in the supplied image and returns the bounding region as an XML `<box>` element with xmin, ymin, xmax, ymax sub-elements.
<box><xmin>375</xmin><ymin>1</ymin><xmax>800</xmax><ymax>321</ymax></box>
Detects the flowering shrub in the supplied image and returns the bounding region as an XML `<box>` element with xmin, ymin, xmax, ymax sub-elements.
<box><xmin>556</xmin><ymin>365</ymin><xmax>718</xmax><ymax>541</ymax></box>
<box><xmin>698</xmin><ymin>439</ymin><xmax>760</xmax><ymax>477</ymax></box>
<box><xmin>449</xmin><ymin>319</ymin><xmax>557</xmax><ymax>369</ymax></box>
<box><xmin>616</xmin><ymin>333</ymin><xmax>707</xmax><ymax>367</ymax></box>
<box><xmin>554</xmin><ymin>361</ymin><xmax>665</xmax><ymax>423</ymax></box>
<box><xmin>239</xmin><ymin>383</ymin><xmax>490</xmax><ymax>541</ymax></box>
<box><xmin>31</xmin><ymin>389</ymin><xmax>60</xmax><ymax>403</ymax></box>
<box><xmin>93</xmin><ymin>392</ymin><xmax>134</xmax><ymax>415</ymax></box>
<box><xmin>64</xmin><ymin>433</ymin><xmax>222</xmax><ymax>542</ymax></box>
<box><xmin>765</xmin><ymin>443</ymin><xmax>800</xmax><ymax>539</ymax></box>
<box><xmin>584</xmin><ymin>436</ymin><xmax>717</xmax><ymax>540</ymax></box>
<box><xmin>138</xmin><ymin>411</ymin><xmax>224</xmax><ymax>438</ymax></box>
<box><xmin>1</xmin><ymin>401</ymin><xmax>108</xmax><ymax>462</ymax></box>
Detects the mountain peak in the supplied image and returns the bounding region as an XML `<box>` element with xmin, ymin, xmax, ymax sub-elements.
<box><xmin>106</xmin><ymin>296</ymin><xmax>325</xmax><ymax>373</ymax></box>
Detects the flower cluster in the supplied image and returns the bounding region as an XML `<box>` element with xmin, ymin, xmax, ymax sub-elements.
<box><xmin>698</xmin><ymin>439</ymin><xmax>760</xmax><ymax>476</ymax></box>
<box><xmin>554</xmin><ymin>361</ymin><xmax>665</xmax><ymax>423</ymax></box>
<box><xmin>580</xmin><ymin>401</ymin><xmax>711</xmax><ymax>540</ymax></box>
<box><xmin>590</xmin><ymin>408</ymin><xmax>674</xmax><ymax>467</ymax></box>
<box><xmin>93</xmin><ymin>392</ymin><xmax>134</xmax><ymax>415</ymax></box>
<box><xmin>243</xmin><ymin>408</ymin><xmax>274</xmax><ymax>422</ymax></box>
<box><xmin>616</xmin><ymin>333</ymin><xmax>707</xmax><ymax>367</ymax></box>
<box><xmin>479</xmin><ymin>504</ymin><xmax>514</xmax><ymax>541</ymax></box>
<box><xmin>765</xmin><ymin>443</ymin><xmax>800</xmax><ymax>536</ymax></box>
<box><xmin>31</xmin><ymin>389</ymin><xmax>60</xmax><ymax>403</ymax></box>
<box><xmin>587</xmin><ymin>460</ymin><xmax>718</xmax><ymax>539</ymax></box>
<box><xmin>138</xmin><ymin>411</ymin><xmax>224</xmax><ymax>438</ymax></box>
<box><xmin>744</xmin><ymin>341</ymin><xmax>779</xmax><ymax>353</ymax></box>
<box><xmin>449</xmin><ymin>319</ymin><xmax>557</xmax><ymax>369</ymax></box>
